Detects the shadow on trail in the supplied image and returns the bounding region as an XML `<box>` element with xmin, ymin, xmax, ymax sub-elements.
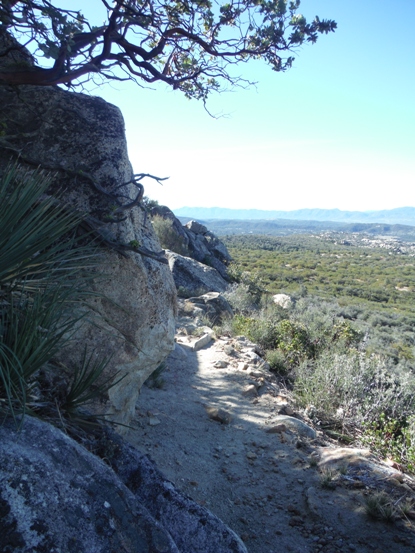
<box><xmin>127</xmin><ymin>340</ymin><xmax>415</xmax><ymax>553</ymax></box>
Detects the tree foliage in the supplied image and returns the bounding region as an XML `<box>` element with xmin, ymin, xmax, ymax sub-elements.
<box><xmin>0</xmin><ymin>0</ymin><xmax>336</xmax><ymax>101</ymax></box>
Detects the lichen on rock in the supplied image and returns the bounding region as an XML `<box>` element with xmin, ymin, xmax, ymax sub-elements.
<box><xmin>0</xmin><ymin>77</ymin><xmax>177</xmax><ymax>427</ymax></box>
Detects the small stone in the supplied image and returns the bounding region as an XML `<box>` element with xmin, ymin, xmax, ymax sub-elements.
<box><xmin>214</xmin><ymin>360</ymin><xmax>228</xmax><ymax>368</ymax></box>
<box><xmin>242</xmin><ymin>385</ymin><xmax>258</xmax><ymax>397</ymax></box>
<box><xmin>306</xmin><ymin>486</ymin><xmax>321</xmax><ymax>518</ymax></box>
<box><xmin>289</xmin><ymin>515</ymin><xmax>304</xmax><ymax>526</ymax></box>
<box><xmin>238</xmin><ymin>362</ymin><xmax>249</xmax><ymax>370</ymax></box>
<box><xmin>350</xmin><ymin>480</ymin><xmax>365</xmax><ymax>489</ymax></box>
<box><xmin>147</xmin><ymin>409</ymin><xmax>160</xmax><ymax>416</ymax></box>
<box><xmin>388</xmin><ymin>477</ymin><xmax>403</xmax><ymax>487</ymax></box>
<box><xmin>266</xmin><ymin>424</ymin><xmax>287</xmax><ymax>434</ymax></box>
<box><xmin>249</xmin><ymin>370</ymin><xmax>265</xmax><ymax>378</ymax></box>
<box><xmin>271</xmin><ymin>415</ymin><xmax>316</xmax><ymax>438</ymax></box>
<box><xmin>148</xmin><ymin>417</ymin><xmax>161</xmax><ymax>426</ymax></box>
<box><xmin>284</xmin><ymin>405</ymin><xmax>294</xmax><ymax>415</ymax></box>
<box><xmin>287</xmin><ymin>505</ymin><xmax>302</xmax><ymax>516</ymax></box>
<box><xmin>169</xmin><ymin>342</ymin><xmax>188</xmax><ymax>360</ymax></box>
<box><xmin>204</xmin><ymin>405</ymin><xmax>232</xmax><ymax>424</ymax></box>
<box><xmin>246</xmin><ymin>451</ymin><xmax>258</xmax><ymax>460</ymax></box>
<box><xmin>192</xmin><ymin>333</ymin><xmax>213</xmax><ymax>351</ymax></box>
<box><xmin>223</xmin><ymin>345</ymin><xmax>235</xmax><ymax>355</ymax></box>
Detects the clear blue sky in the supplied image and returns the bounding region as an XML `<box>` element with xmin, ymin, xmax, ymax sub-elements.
<box><xmin>84</xmin><ymin>1</ymin><xmax>415</xmax><ymax>212</ymax></box>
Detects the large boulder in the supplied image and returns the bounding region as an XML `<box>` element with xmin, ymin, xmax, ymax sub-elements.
<box><xmin>0</xmin><ymin>417</ymin><xmax>247</xmax><ymax>553</ymax></box>
<box><xmin>182</xmin><ymin>292</ymin><xmax>234</xmax><ymax>324</ymax></box>
<box><xmin>151</xmin><ymin>206</ymin><xmax>231</xmax><ymax>280</ymax></box>
<box><xmin>273</xmin><ymin>293</ymin><xmax>293</xmax><ymax>309</ymax></box>
<box><xmin>166</xmin><ymin>251</ymin><xmax>229</xmax><ymax>297</ymax></box>
<box><xmin>0</xmin><ymin>37</ymin><xmax>177</xmax><ymax>427</ymax></box>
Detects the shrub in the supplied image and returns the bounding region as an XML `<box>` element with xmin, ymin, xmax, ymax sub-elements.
<box><xmin>364</xmin><ymin>492</ymin><xmax>395</xmax><ymax>521</ymax></box>
<box><xmin>230</xmin><ymin>312</ymin><xmax>283</xmax><ymax>351</ymax></box>
<box><xmin>224</xmin><ymin>283</ymin><xmax>259</xmax><ymax>313</ymax></box>
<box><xmin>265</xmin><ymin>349</ymin><xmax>288</xmax><ymax>375</ymax></box>
<box><xmin>151</xmin><ymin>215</ymin><xmax>188</xmax><ymax>255</ymax></box>
<box><xmin>361</xmin><ymin>414</ymin><xmax>415</xmax><ymax>473</ymax></box>
<box><xmin>225</xmin><ymin>265</ymin><xmax>267</xmax><ymax>311</ymax></box>
<box><xmin>294</xmin><ymin>352</ymin><xmax>415</xmax><ymax>429</ymax></box>
<box><xmin>275</xmin><ymin>319</ymin><xmax>314</xmax><ymax>365</ymax></box>
<box><xmin>142</xmin><ymin>196</ymin><xmax>159</xmax><ymax>210</ymax></box>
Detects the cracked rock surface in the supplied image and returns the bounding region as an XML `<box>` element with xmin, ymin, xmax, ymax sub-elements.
<box><xmin>0</xmin><ymin>417</ymin><xmax>247</xmax><ymax>553</ymax></box>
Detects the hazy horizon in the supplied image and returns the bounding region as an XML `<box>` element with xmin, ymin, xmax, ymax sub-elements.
<box><xmin>174</xmin><ymin>206</ymin><xmax>415</xmax><ymax>214</ymax></box>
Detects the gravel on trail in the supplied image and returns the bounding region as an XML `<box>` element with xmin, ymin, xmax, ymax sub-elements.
<box><xmin>126</xmin><ymin>331</ymin><xmax>415</xmax><ymax>553</ymax></box>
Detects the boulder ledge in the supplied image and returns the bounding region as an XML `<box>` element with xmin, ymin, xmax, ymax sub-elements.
<box><xmin>0</xmin><ymin>417</ymin><xmax>247</xmax><ymax>553</ymax></box>
<box><xmin>0</xmin><ymin>80</ymin><xmax>177</xmax><ymax>427</ymax></box>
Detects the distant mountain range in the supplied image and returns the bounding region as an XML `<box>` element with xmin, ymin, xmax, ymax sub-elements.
<box><xmin>173</xmin><ymin>207</ymin><xmax>415</xmax><ymax>226</ymax></box>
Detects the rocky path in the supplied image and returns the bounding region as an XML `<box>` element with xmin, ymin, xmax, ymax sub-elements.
<box><xmin>126</xmin><ymin>330</ymin><xmax>415</xmax><ymax>553</ymax></box>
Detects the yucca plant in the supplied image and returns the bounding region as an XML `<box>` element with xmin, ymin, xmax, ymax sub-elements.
<box><xmin>61</xmin><ymin>349</ymin><xmax>119</xmax><ymax>419</ymax></box>
<box><xmin>0</xmin><ymin>164</ymin><xmax>111</xmax><ymax>426</ymax></box>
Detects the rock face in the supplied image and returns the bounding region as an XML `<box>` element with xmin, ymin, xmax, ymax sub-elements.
<box><xmin>0</xmin><ymin>40</ymin><xmax>177</xmax><ymax>427</ymax></box>
<box><xmin>166</xmin><ymin>250</ymin><xmax>229</xmax><ymax>297</ymax></box>
<box><xmin>183</xmin><ymin>219</ymin><xmax>232</xmax><ymax>279</ymax></box>
<box><xmin>151</xmin><ymin>205</ymin><xmax>231</xmax><ymax>279</ymax></box>
<box><xmin>0</xmin><ymin>417</ymin><xmax>247</xmax><ymax>553</ymax></box>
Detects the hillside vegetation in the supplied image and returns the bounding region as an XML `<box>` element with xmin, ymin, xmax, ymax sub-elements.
<box><xmin>219</xmin><ymin>233</ymin><xmax>415</xmax><ymax>472</ymax></box>
<box><xmin>224</xmin><ymin>234</ymin><xmax>415</xmax><ymax>316</ymax></box>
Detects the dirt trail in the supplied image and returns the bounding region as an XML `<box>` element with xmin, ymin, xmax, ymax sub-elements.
<box><xmin>126</xmin><ymin>331</ymin><xmax>415</xmax><ymax>553</ymax></box>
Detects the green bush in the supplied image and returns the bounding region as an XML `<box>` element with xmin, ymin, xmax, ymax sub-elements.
<box><xmin>294</xmin><ymin>352</ymin><xmax>415</xmax><ymax>429</ymax></box>
<box><xmin>231</xmin><ymin>313</ymin><xmax>282</xmax><ymax>351</ymax></box>
<box><xmin>151</xmin><ymin>215</ymin><xmax>188</xmax><ymax>255</ymax></box>
<box><xmin>225</xmin><ymin>265</ymin><xmax>267</xmax><ymax>311</ymax></box>
<box><xmin>275</xmin><ymin>319</ymin><xmax>314</xmax><ymax>365</ymax></box>
<box><xmin>361</xmin><ymin>414</ymin><xmax>415</xmax><ymax>473</ymax></box>
<box><xmin>265</xmin><ymin>349</ymin><xmax>288</xmax><ymax>375</ymax></box>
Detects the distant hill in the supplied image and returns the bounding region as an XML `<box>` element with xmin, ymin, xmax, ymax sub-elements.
<box><xmin>174</xmin><ymin>206</ymin><xmax>415</xmax><ymax>226</ymax></box>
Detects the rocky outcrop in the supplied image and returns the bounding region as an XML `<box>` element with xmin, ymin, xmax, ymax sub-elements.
<box><xmin>184</xmin><ymin>219</ymin><xmax>232</xmax><ymax>279</ymax></box>
<box><xmin>0</xmin><ymin>416</ymin><xmax>247</xmax><ymax>553</ymax></box>
<box><xmin>166</xmin><ymin>250</ymin><xmax>229</xmax><ymax>297</ymax></box>
<box><xmin>0</xmin><ymin>49</ymin><xmax>176</xmax><ymax>427</ymax></box>
<box><xmin>179</xmin><ymin>292</ymin><xmax>234</xmax><ymax>325</ymax></box>
<box><xmin>273</xmin><ymin>293</ymin><xmax>293</xmax><ymax>309</ymax></box>
<box><xmin>151</xmin><ymin>205</ymin><xmax>231</xmax><ymax>279</ymax></box>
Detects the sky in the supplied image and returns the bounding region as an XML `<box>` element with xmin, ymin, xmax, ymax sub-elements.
<box><xmin>79</xmin><ymin>1</ymin><xmax>415</xmax><ymax>212</ymax></box>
